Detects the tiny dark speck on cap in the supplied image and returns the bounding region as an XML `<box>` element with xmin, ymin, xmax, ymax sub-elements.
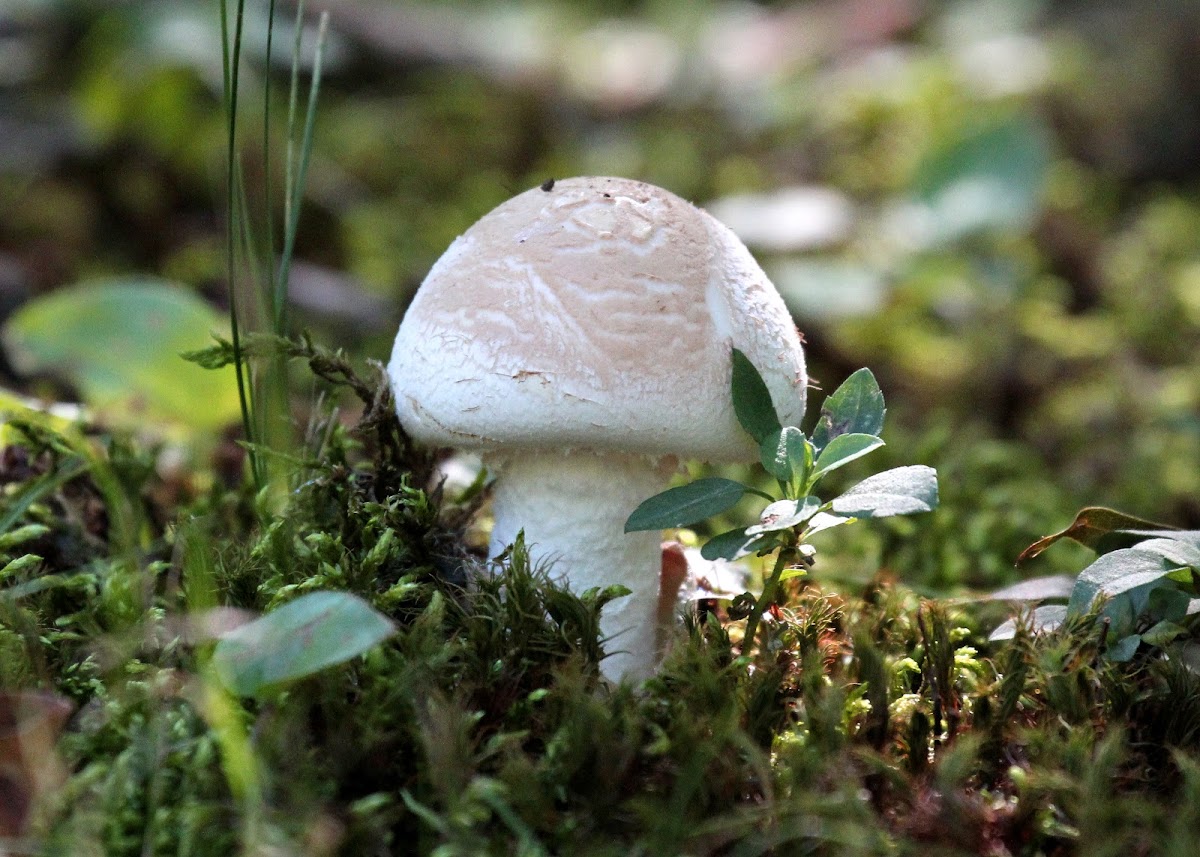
<box><xmin>540</xmin><ymin>178</ymin><xmax>555</xmax><ymax>192</ymax></box>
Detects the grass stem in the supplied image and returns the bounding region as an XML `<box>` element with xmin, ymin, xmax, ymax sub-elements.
<box><xmin>220</xmin><ymin>0</ymin><xmax>262</xmax><ymax>489</ymax></box>
<box><xmin>275</xmin><ymin>3</ymin><xmax>327</xmax><ymax>335</ymax></box>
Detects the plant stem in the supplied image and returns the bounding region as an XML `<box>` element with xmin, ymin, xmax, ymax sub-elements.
<box><xmin>741</xmin><ymin>540</ymin><xmax>799</xmax><ymax>659</ymax></box>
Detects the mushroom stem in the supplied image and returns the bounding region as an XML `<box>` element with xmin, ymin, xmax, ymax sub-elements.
<box><xmin>487</xmin><ymin>450</ymin><xmax>670</xmax><ymax>683</ymax></box>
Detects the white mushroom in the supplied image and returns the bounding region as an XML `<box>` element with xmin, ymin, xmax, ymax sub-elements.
<box><xmin>389</xmin><ymin>176</ymin><xmax>806</xmax><ymax>682</ymax></box>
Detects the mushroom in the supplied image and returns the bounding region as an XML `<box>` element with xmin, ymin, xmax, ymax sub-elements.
<box><xmin>389</xmin><ymin>176</ymin><xmax>806</xmax><ymax>682</ymax></box>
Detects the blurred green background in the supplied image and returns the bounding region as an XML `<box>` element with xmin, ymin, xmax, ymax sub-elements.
<box><xmin>1</xmin><ymin>0</ymin><xmax>1198</xmax><ymax>592</ymax></box>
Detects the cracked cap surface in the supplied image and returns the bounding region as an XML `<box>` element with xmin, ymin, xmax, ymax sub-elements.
<box><xmin>389</xmin><ymin>176</ymin><xmax>807</xmax><ymax>461</ymax></box>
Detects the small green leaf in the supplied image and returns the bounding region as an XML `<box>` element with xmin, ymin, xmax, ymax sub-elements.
<box><xmin>181</xmin><ymin>336</ymin><xmax>238</xmax><ymax>370</ymax></box>
<box><xmin>588</xmin><ymin>584</ymin><xmax>633</xmax><ymax>609</ymax></box>
<box><xmin>701</xmin><ymin>528</ymin><xmax>772</xmax><ymax>561</ymax></box>
<box><xmin>1142</xmin><ymin>620</ymin><xmax>1187</xmax><ymax>648</ymax></box>
<box><xmin>746</xmin><ymin>497</ymin><xmax>821</xmax><ymax>536</ymax></box>
<box><xmin>811</xmin><ymin>369</ymin><xmax>885</xmax><ymax>454</ymax></box>
<box><xmin>1067</xmin><ymin>547</ymin><xmax>1182</xmax><ymax>616</ymax></box>
<box><xmin>804</xmin><ymin>512</ymin><xmax>854</xmax><ymax>537</ymax></box>
<box><xmin>830</xmin><ymin>465</ymin><xmax>938</xmax><ymax>519</ymax></box>
<box><xmin>0</xmin><ymin>523</ymin><xmax>51</xmax><ymax>552</ymax></box>
<box><xmin>624</xmin><ymin>478</ymin><xmax>748</xmax><ymax>533</ymax></box>
<box><xmin>759</xmin><ymin>426</ymin><xmax>811</xmax><ymax>493</ymax></box>
<box><xmin>1147</xmin><ymin>587</ymin><xmax>1193</xmax><ymax>623</ymax></box>
<box><xmin>989</xmin><ymin>604</ymin><xmax>1067</xmax><ymax>641</ymax></box>
<box><xmin>811</xmin><ymin>433</ymin><xmax>885</xmax><ymax>482</ymax></box>
<box><xmin>984</xmin><ymin>575</ymin><xmax>1076</xmax><ymax>602</ymax></box>
<box><xmin>1106</xmin><ymin>634</ymin><xmax>1142</xmax><ymax>663</ymax></box>
<box><xmin>731</xmin><ymin>349</ymin><xmax>781</xmax><ymax>443</ymax></box>
<box><xmin>212</xmin><ymin>591</ymin><xmax>396</xmax><ymax>697</ymax></box>
<box><xmin>0</xmin><ymin>554</ymin><xmax>42</xmax><ymax>582</ymax></box>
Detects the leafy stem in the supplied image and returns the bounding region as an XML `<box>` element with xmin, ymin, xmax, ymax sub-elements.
<box><xmin>740</xmin><ymin>538</ymin><xmax>800</xmax><ymax>658</ymax></box>
<box><xmin>625</xmin><ymin>349</ymin><xmax>939</xmax><ymax>662</ymax></box>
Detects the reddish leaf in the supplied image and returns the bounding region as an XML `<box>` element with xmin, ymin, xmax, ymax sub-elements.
<box><xmin>1016</xmin><ymin>507</ymin><xmax>1176</xmax><ymax>565</ymax></box>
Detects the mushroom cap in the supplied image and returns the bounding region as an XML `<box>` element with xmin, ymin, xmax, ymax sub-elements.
<box><xmin>389</xmin><ymin>176</ymin><xmax>806</xmax><ymax>461</ymax></box>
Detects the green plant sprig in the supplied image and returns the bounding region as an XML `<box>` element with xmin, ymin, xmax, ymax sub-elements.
<box><xmin>993</xmin><ymin>507</ymin><xmax>1200</xmax><ymax>662</ymax></box>
<box><xmin>626</xmin><ymin>350</ymin><xmax>938</xmax><ymax>658</ymax></box>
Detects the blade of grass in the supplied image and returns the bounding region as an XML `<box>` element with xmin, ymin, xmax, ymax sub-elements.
<box><xmin>235</xmin><ymin>158</ymin><xmax>301</xmax><ymax>501</ymax></box>
<box><xmin>0</xmin><ymin>455</ymin><xmax>88</xmax><ymax>534</ymax></box>
<box><xmin>234</xmin><ymin>160</ymin><xmax>272</xmax><ymax>324</ymax></box>
<box><xmin>263</xmin><ymin>0</ymin><xmax>277</xmax><ymax>292</ymax></box>
<box><xmin>233</xmin><ymin>160</ymin><xmax>267</xmax><ymax>452</ymax></box>
<box><xmin>277</xmin><ymin>0</ymin><xmax>303</xmax><ymax>334</ymax></box>
<box><xmin>220</xmin><ymin>0</ymin><xmax>325</xmax><ymax>495</ymax></box>
<box><xmin>274</xmin><ymin>6</ymin><xmax>328</xmax><ymax>335</ymax></box>
<box><xmin>220</xmin><ymin>0</ymin><xmax>262</xmax><ymax>489</ymax></box>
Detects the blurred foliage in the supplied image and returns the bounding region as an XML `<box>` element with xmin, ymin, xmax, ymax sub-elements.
<box><xmin>2</xmin><ymin>278</ymin><xmax>242</xmax><ymax>435</ymax></box>
<box><xmin>4</xmin><ymin>0</ymin><xmax>1197</xmax><ymax>558</ymax></box>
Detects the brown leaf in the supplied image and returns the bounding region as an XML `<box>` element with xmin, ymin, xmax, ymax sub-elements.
<box><xmin>0</xmin><ymin>690</ymin><xmax>73</xmax><ymax>836</ymax></box>
<box><xmin>1016</xmin><ymin>506</ymin><xmax>1176</xmax><ymax>565</ymax></box>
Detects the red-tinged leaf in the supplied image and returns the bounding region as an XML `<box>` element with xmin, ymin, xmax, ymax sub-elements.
<box><xmin>1016</xmin><ymin>507</ymin><xmax>1178</xmax><ymax>565</ymax></box>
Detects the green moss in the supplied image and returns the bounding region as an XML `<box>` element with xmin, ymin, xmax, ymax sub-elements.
<box><xmin>1</xmin><ymin>352</ymin><xmax>1198</xmax><ymax>854</ymax></box>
